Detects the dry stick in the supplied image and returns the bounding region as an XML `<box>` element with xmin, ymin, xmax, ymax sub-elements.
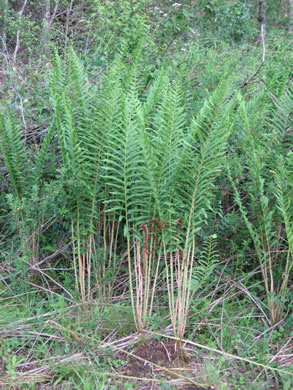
<box><xmin>104</xmin><ymin>220</ymin><xmax>113</xmax><ymax>298</ymax></box>
<box><xmin>12</xmin><ymin>356</ymin><xmax>191</xmax><ymax>387</ymax></box>
<box><xmin>133</xmin><ymin>239</ymin><xmax>139</xmax><ymax>327</ymax></box>
<box><xmin>255</xmin><ymin>337</ymin><xmax>293</xmax><ymax>381</ymax></box>
<box><xmin>71</xmin><ymin>222</ymin><xmax>79</xmax><ymax>293</ymax></box>
<box><xmin>160</xmin><ymin>340</ymin><xmax>171</xmax><ymax>362</ymax></box>
<box><xmin>103</xmin><ymin>212</ymin><xmax>108</xmax><ymax>298</ymax></box>
<box><xmin>30</xmin><ymin>242</ymin><xmax>71</xmax><ymax>269</ymax></box>
<box><xmin>9</xmin><ymin>86</ymin><xmax>28</xmax><ymax>139</ymax></box>
<box><xmin>149</xmin><ymin>244</ymin><xmax>162</xmax><ymax>317</ymax></box>
<box><xmin>12</xmin><ymin>0</ymin><xmax>28</xmax><ymax>64</ymax></box>
<box><xmin>134</xmin><ymin>229</ymin><xmax>158</xmax><ymax>330</ymax></box>
<box><xmin>128</xmin><ymin>236</ymin><xmax>138</xmax><ymax>331</ymax></box>
<box><xmin>87</xmin><ymin>234</ymin><xmax>92</xmax><ymax>301</ymax></box>
<box><xmin>0</xmin><ymin>303</ymin><xmax>87</xmax><ymax>332</ymax></box>
<box><xmin>82</xmin><ymin>239</ymin><xmax>86</xmax><ymax>301</ymax></box>
<box><xmin>269</xmin><ymin>337</ymin><xmax>293</xmax><ymax>364</ymax></box>
<box><xmin>135</xmin><ymin>240</ymin><xmax>143</xmax><ymax>330</ymax></box>
<box><xmin>49</xmin><ymin>2</ymin><xmax>59</xmax><ymax>27</ymax></box>
<box><xmin>247</xmin><ymin>318</ymin><xmax>286</xmax><ymax>352</ymax></box>
<box><xmin>167</xmin><ymin>242</ymin><xmax>177</xmax><ymax>336</ymax></box>
<box><xmin>105</xmin><ymin>224</ymin><xmax>128</xmax><ymax>299</ymax></box>
<box><xmin>76</xmin><ymin>221</ymin><xmax>83</xmax><ymax>299</ymax></box>
<box><xmin>107</xmin><ymin>219</ymin><xmax>116</xmax><ymax>297</ymax></box>
<box><xmin>64</xmin><ymin>0</ymin><xmax>74</xmax><ymax>45</ymax></box>
<box><xmin>145</xmin><ymin>331</ymin><xmax>293</xmax><ymax>377</ymax></box>
<box><xmin>142</xmin><ymin>249</ymin><xmax>148</xmax><ymax>324</ymax></box>
<box><xmin>139</xmin><ymin>238</ymin><xmax>149</xmax><ymax>328</ymax></box>
<box><xmin>175</xmin><ymin>251</ymin><xmax>181</xmax><ymax>337</ymax></box>
<box><xmin>0</xmin><ymin>37</ymin><xmax>10</xmax><ymax>72</ymax></box>
<box><xmin>141</xmin><ymin>239</ymin><xmax>149</xmax><ymax>328</ymax></box>
<box><xmin>261</xmin><ymin>201</ymin><xmax>276</xmax><ymax>322</ymax></box>
<box><xmin>180</xmin><ymin>246</ymin><xmax>189</xmax><ymax>340</ymax></box>
<box><xmin>240</xmin><ymin>23</ymin><xmax>266</xmax><ymax>89</ymax></box>
<box><xmin>184</xmin><ymin>243</ymin><xmax>195</xmax><ymax>337</ymax></box>
<box><xmin>47</xmin><ymin>321</ymin><xmax>207</xmax><ymax>388</ymax></box>
<box><xmin>178</xmin><ymin>250</ymin><xmax>184</xmax><ymax>339</ymax></box>
<box><xmin>143</xmin><ymin>245</ymin><xmax>152</xmax><ymax>322</ymax></box>
<box><xmin>209</xmin><ymin>277</ymin><xmax>270</xmax><ymax>324</ymax></box>
<box><xmin>25</xmin><ymin>280</ymin><xmax>74</xmax><ymax>303</ymax></box>
<box><xmin>22</xmin><ymin>259</ymin><xmax>74</xmax><ymax>300</ymax></box>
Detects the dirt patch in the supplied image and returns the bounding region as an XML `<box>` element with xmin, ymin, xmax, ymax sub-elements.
<box><xmin>123</xmin><ymin>339</ymin><xmax>179</xmax><ymax>377</ymax></box>
<box><xmin>119</xmin><ymin>339</ymin><xmax>213</xmax><ymax>389</ymax></box>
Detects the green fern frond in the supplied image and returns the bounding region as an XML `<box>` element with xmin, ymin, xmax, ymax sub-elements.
<box><xmin>269</xmin><ymin>81</ymin><xmax>293</xmax><ymax>154</ymax></box>
<box><xmin>153</xmin><ymin>82</ymin><xmax>187</xmax><ymax>215</ymax></box>
<box><xmin>103</xmin><ymin>75</ymin><xmax>153</xmax><ymax>228</ymax></box>
<box><xmin>192</xmin><ymin>234</ymin><xmax>218</xmax><ymax>290</ymax></box>
<box><xmin>273</xmin><ymin>160</ymin><xmax>293</xmax><ymax>264</ymax></box>
<box><xmin>177</xmin><ymin>80</ymin><xmax>236</xmax><ymax>248</ymax></box>
<box><xmin>34</xmin><ymin>118</ymin><xmax>56</xmax><ymax>184</ymax></box>
<box><xmin>0</xmin><ymin>111</ymin><xmax>28</xmax><ymax>198</ymax></box>
<box><xmin>227</xmin><ymin>164</ymin><xmax>264</xmax><ymax>262</ymax></box>
<box><xmin>239</xmin><ymin>97</ymin><xmax>275</xmax><ymax>245</ymax></box>
<box><xmin>142</xmin><ymin>68</ymin><xmax>169</xmax><ymax>119</ymax></box>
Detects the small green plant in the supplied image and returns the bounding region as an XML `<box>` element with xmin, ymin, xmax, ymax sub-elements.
<box><xmin>228</xmin><ymin>86</ymin><xmax>293</xmax><ymax>325</ymax></box>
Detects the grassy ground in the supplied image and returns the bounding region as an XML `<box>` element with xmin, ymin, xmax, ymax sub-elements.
<box><xmin>0</xmin><ymin>26</ymin><xmax>292</xmax><ymax>390</ymax></box>
<box><xmin>0</xmin><ymin>266</ymin><xmax>292</xmax><ymax>389</ymax></box>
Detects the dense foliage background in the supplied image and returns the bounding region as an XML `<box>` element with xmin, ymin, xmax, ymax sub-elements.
<box><xmin>0</xmin><ymin>1</ymin><xmax>292</xmax><ymax>389</ymax></box>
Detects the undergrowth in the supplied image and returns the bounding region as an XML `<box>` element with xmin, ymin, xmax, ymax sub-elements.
<box><xmin>0</xmin><ymin>29</ymin><xmax>292</xmax><ymax>390</ymax></box>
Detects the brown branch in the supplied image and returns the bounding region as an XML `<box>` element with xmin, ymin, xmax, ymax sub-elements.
<box><xmin>12</xmin><ymin>0</ymin><xmax>28</xmax><ymax>64</ymax></box>
<box><xmin>30</xmin><ymin>242</ymin><xmax>72</xmax><ymax>269</ymax></box>
<box><xmin>240</xmin><ymin>24</ymin><xmax>266</xmax><ymax>89</ymax></box>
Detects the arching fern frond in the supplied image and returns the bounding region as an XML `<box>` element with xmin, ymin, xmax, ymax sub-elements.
<box><xmin>269</xmin><ymin>81</ymin><xmax>293</xmax><ymax>155</ymax></box>
<box><xmin>191</xmin><ymin>234</ymin><xmax>218</xmax><ymax>291</ymax></box>
<box><xmin>177</xmin><ymin>80</ymin><xmax>236</xmax><ymax>250</ymax></box>
<box><xmin>273</xmin><ymin>159</ymin><xmax>293</xmax><ymax>271</ymax></box>
<box><xmin>103</xmin><ymin>72</ymin><xmax>153</xmax><ymax>229</ymax></box>
<box><xmin>34</xmin><ymin>118</ymin><xmax>56</xmax><ymax>185</ymax></box>
<box><xmin>0</xmin><ymin>111</ymin><xmax>28</xmax><ymax>198</ymax></box>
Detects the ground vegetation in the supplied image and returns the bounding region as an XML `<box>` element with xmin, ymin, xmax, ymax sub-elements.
<box><xmin>0</xmin><ymin>1</ymin><xmax>292</xmax><ymax>389</ymax></box>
